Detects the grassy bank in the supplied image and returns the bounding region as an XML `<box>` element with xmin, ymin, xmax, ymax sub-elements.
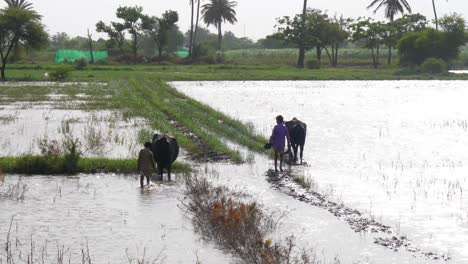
<box><xmin>0</xmin><ymin>156</ymin><xmax>191</xmax><ymax>175</ymax></box>
<box><xmin>3</xmin><ymin>63</ymin><xmax>468</xmax><ymax>82</ymax></box>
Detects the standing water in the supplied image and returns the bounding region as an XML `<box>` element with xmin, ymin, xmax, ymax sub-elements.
<box><xmin>172</xmin><ymin>80</ymin><xmax>468</xmax><ymax>263</ymax></box>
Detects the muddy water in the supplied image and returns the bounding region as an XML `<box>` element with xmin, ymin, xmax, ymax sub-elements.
<box><xmin>0</xmin><ymin>174</ymin><xmax>232</xmax><ymax>264</ymax></box>
<box><xmin>173</xmin><ymin>80</ymin><xmax>468</xmax><ymax>263</ymax></box>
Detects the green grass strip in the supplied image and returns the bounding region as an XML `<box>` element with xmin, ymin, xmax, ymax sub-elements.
<box><xmin>0</xmin><ymin>156</ymin><xmax>191</xmax><ymax>175</ymax></box>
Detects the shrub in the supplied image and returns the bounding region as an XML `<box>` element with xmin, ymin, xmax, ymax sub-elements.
<box><xmin>306</xmin><ymin>59</ymin><xmax>320</xmax><ymax>69</ymax></box>
<box><xmin>62</xmin><ymin>136</ymin><xmax>81</xmax><ymax>174</ymax></box>
<box><xmin>49</xmin><ymin>66</ymin><xmax>72</xmax><ymax>81</ymax></box>
<box><xmin>74</xmin><ymin>58</ymin><xmax>88</xmax><ymax>70</ymax></box>
<box><xmin>421</xmin><ymin>58</ymin><xmax>448</xmax><ymax>74</ymax></box>
<box><xmin>398</xmin><ymin>29</ymin><xmax>465</xmax><ymax>65</ymax></box>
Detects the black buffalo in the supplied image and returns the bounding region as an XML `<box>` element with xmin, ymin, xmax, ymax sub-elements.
<box><xmin>151</xmin><ymin>134</ymin><xmax>179</xmax><ymax>181</ymax></box>
<box><xmin>285</xmin><ymin>118</ymin><xmax>307</xmax><ymax>164</ymax></box>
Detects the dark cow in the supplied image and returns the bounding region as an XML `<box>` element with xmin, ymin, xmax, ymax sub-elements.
<box><xmin>151</xmin><ymin>134</ymin><xmax>179</xmax><ymax>181</ymax></box>
<box><xmin>285</xmin><ymin>118</ymin><xmax>307</xmax><ymax>164</ymax></box>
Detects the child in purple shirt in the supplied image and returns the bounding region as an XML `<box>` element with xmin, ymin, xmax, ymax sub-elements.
<box><xmin>270</xmin><ymin>115</ymin><xmax>291</xmax><ymax>172</ymax></box>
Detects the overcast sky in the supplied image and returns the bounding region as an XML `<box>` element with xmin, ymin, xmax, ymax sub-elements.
<box><xmin>5</xmin><ymin>0</ymin><xmax>467</xmax><ymax>40</ymax></box>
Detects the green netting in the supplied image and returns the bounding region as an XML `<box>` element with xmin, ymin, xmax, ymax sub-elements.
<box><xmin>174</xmin><ymin>50</ymin><xmax>189</xmax><ymax>58</ymax></box>
<box><xmin>55</xmin><ymin>49</ymin><xmax>108</xmax><ymax>64</ymax></box>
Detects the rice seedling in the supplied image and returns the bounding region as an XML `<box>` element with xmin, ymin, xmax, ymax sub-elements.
<box><xmin>0</xmin><ymin>114</ymin><xmax>16</xmax><ymax>125</ymax></box>
<box><xmin>0</xmin><ymin>176</ymin><xmax>27</xmax><ymax>201</ymax></box>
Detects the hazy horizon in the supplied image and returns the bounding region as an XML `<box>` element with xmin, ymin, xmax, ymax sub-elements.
<box><xmin>3</xmin><ymin>0</ymin><xmax>467</xmax><ymax>41</ymax></box>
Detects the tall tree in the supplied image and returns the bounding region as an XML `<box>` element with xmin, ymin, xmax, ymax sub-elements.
<box><xmin>367</xmin><ymin>0</ymin><xmax>411</xmax><ymax>64</ymax></box>
<box><xmin>142</xmin><ymin>10</ymin><xmax>179</xmax><ymax>58</ymax></box>
<box><xmin>297</xmin><ymin>0</ymin><xmax>308</xmax><ymax>68</ymax></box>
<box><xmin>0</xmin><ymin>7</ymin><xmax>48</xmax><ymax>80</ymax></box>
<box><xmin>201</xmin><ymin>0</ymin><xmax>238</xmax><ymax>62</ymax></box>
<box><xmin>3</xmin><ymin>0</ymin><xmax>32</xmax><ymax>10</ymax></box>
<box><xmin>116</xmin><ymin>6</ymin><xmax>145</xmax><ymax>59</ymax></box>
<box><xmin>97</xmin><ymin>6</ymin><xmax>145</xmax><ymax>60</ymax></box>
<box><xmin>96</xmin><ymin>21</ymin><xmax>126</xmax><ymax>53</ymax></box>
<box><xmin>323</xmin><ymin>15</ymin><xmax>351</xmax><ymax>67</ymax></box>
<box><xmin>351</xmin><ymin>18</ymin><xmax>388</xmax><ymax>68</ymax></box>
<box><xmin>276</xmin><ymin>9</ymin><xmax>330</xmax><ymax>67</ymax></box>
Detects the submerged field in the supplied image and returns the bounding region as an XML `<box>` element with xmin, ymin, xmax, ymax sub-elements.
<box><xmin>2</xmin><ymin>76</ymin><xmax>468</xmax><ymax>263</ymax></box>
<box><xmin>174</xmin><ymin>80</ymin><xmax>468</xmax><ymax>262</ymax></box>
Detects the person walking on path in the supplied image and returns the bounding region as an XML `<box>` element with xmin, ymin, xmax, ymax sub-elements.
<box><xmin>137</xmin><ymin>142</ymin><xmax>157</xmax><ymax>188</ymax></box>
<box><xmin>270</xmin><ymin>115</ymin><xmax>291</xmax><ymax>173</ymax></box>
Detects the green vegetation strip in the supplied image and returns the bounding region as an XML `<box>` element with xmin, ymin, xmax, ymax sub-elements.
<box><xmin>112</xmin><ymin>78</ymin><xmax>267</xmax><ymax>162</ymax></box>
<box><xmin>0</xmin><ymin>156</ymin><xmax>191</xmax><ymax>175</ymax></box>
<box><xmin>5</xmin><ymin>63</ymin><xmax>468</xmax><ymax>82</ymax></box>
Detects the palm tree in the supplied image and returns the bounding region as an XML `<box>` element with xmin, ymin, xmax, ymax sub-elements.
<box><xmin>4</xmin><ymin>0</ymin><xmax>33</xmax><ymax>9</ymax></box>
<box><xmin>367</xmin><ymin>0</ymin><xmax>411</xmax><ymax>64</ymax></box>
<box><xmin>189</xmin><ymin>0</ymin><xmax>202</xmax><ymax>62</ymax></box>
<box><xmin>297</xmin><ymin>0</ymin><xmax>308</xmax><ymax>68</ymax></box>
<box><xmin>201</xmin><ymin>0</ymin><xmax>238</xmax><ymax>61</ymax></box>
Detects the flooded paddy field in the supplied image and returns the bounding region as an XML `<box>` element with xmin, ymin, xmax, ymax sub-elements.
<box><xmin>0</xmin><ymin>174</ymin><xmax>232</xmax><ymax>263</ymax></box>
<box><xmin>1</xmin><ymin>80</ymin><xmax>466</xmax><ymax>263</ymax></box>
<box><xmin>0</xmin><ymin>82</ymin><xmax>150</xmax><ymax>159</ymax></box>
<box><xmin>173</xmin><ymin>80</ymin><xmax>468</xmax><ymax>263</ymax></box>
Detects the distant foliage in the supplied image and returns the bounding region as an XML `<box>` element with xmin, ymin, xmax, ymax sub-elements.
<box><xmin>421</xmin><ymin>57</ymin><xmax>447</xmax><ymax>74</ymax></box>
<box><xmin>398</xmin><ymin>29</ymin><xmax>461</xmax><ymax>65</ymax></box>
<box><xmin>398</xmin><ymin>13</ymin><xmax>466</xmax><ymax>66</ymax></box>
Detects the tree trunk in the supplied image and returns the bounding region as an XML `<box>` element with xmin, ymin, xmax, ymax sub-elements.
<box><xmin>374</xmin><ymin>46</ymin><xmax>380</xmax><ymax>68</ymax></box>
<box><xmin>297</xmin><ymin>48</ymin><xmax>305</xmax><ymax>68</ymax></box>
<box><xmin>0</xmin><ymin>64</ymin><xmax>5</xmax><ymax>81</ymax></box>
<box><xmin>334</xmin><ymin>44</ymin><xmax>339</xmax><ymax>67</ymax></box>
<box><xmin>316</xmin><ymin>46</ymin><xmax>322</xmax><ymax>64</ymax></box>
<box><xmin>297</xmin><ymin>0</ymin><xmax>308</xmax><ymax>68</ymax></box>
<box><xmin>193</xmin><ymin>0</ymin><xmax>201</xmax><ymax>58</ymax></box>
<box><xmin>133</xmin><ymin>33</ymin><xmax>138</xmax><ymax>61</ymax></box>
<box><xmin>387</xmin><ymin>16</ymin><xmax>394</xmax><ymax>65</ymax></box>
<box><xmin>158</xmin><ymin>45</ymin><xmax>163</xmax><ymax>58</ymax></box>
<box><xmin>387</xmin><ymin>44</ymin><xmax>392</xmax><ymax>65</ymax></box>
<box><xmin>371</xmin><ymin>48</ymin><xmax>377</xmax><ymax>68</ymax></box>
<box><xmin>189</xmin><ymin>0</ymin><xmax>195</xmax><ymax>57</ymax></box>
<box><xmin>432</xmin><ymin>0</ymin><xmax>439</xmax><ymax>31</ymax></box>
<box><xmin>217</xmin><ymin>22</ymin><xmax>222</xmax><ymax>63</ymax></box>
<box><xmin>325</xmin><ymin>47</ymin><xmax>333</xmax><ymax>66</ymax></box>
<box><xmin>87</xmin><ymin>29</ymin><xmax>94</xmax><ymax>64</ymax></box>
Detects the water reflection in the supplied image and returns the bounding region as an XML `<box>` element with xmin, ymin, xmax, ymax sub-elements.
<box><xmin>173</xmin><ymin>80</ymin><xmax>468</xmax><ymax>262</ymax></box>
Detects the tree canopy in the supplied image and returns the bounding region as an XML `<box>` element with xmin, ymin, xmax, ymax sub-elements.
<box><xmin>96</xmin><ymin>6</ymin><xmax>145</xmax><ymax>59</ymax></box>
<box><xmin>0</xmin><ymin>7</ymin><xmax>48</xmax><ymax>80</ymax></box>
<box><xmin>142</xmin><ymin>10</ymin><xmax>180</xmax><ymax>57</ymax></box>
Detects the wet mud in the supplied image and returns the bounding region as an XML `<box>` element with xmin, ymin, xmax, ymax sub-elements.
<box><xmin>266</xmin><ymin>170</ymin><xmax>451</xmax><ymax>261</ymax></box>
<box><xmin>168</xmin><ymin>119</ymin><xmax>230</xmax><ymax>162</ymax></box>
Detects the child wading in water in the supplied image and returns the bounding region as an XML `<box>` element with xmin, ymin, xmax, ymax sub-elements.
<box><xmin>270</xmin><ymin>115</ymin><xmax>291</xmax><ymax>172</ymax></box>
